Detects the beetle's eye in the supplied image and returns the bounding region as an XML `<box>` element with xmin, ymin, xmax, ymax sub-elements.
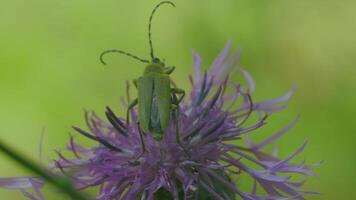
<box><xmin>152</xmin><ymin>58</ymin><xmax>160</xmax><ymax>63</ymax></box>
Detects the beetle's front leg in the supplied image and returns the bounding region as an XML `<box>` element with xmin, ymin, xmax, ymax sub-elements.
<box><xmin>171</xmin><ymin>88</ymin><xmax>185</xmax><ymax>104</ymax></box>
<box><xmin>126</xmin><ymin>98</ymin><xmax>138</xmax><ymax>125</ymax></box>
<box><xmin>164</xmin><ymin>66</ymin><xmax>175</xmax><ymax>75</ymax></box>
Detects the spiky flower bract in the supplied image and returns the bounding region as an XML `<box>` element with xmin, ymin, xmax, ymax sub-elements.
<box><xmin>0</xmin><ymin>42</ymin><xmax>317</xmax><ymax>200</ymax></box>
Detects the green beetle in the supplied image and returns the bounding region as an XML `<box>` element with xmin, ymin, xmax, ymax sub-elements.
<box><xmin>100</xmin><ymin>1</ymin><xmax>185</xmax><ymax>141</ymax></box>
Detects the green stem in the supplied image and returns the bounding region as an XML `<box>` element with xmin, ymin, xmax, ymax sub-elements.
<box><xmin>0</xmin><ymin>139</ymin><xmax>87</xmax><ymax>200</ymax></box>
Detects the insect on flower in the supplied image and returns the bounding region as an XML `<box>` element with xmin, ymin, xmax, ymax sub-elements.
<box><xmin>0</xmin><ymin>2</ymin><xmax>319</xmax><ymax>200</ymax></box>
<box><xmin>100</xmin><ymin>1</ymin><xmax>185</xmax><ymax>141</ymax></box>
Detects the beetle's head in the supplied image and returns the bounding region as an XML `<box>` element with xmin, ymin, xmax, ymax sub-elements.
<box><xmin>144</xmin><ymin>58</ymin><xmax>165</xmax><ymax>75</ymax></box>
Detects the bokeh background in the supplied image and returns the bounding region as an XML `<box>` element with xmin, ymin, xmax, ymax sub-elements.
<box><xmin>0</xmin><ymin>0</ymin><xmax>355</xmax><ymax>199</ymax></box>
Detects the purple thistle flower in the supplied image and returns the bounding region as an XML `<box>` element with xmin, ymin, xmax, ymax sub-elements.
<box><xmin>0</xmin><ymin>41</ymin><xmax>318</xmax><ymax>200</ymax></box>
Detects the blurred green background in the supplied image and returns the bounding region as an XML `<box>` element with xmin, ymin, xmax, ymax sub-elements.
<box><xmin>0</xmin><ymin>0</ymin><xmax>355</xmax><ymax>199</ymax></box>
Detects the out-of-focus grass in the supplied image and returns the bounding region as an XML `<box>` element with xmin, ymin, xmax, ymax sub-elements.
<box><xmin>0</xmin><ymin>0</ymin><xmax>355</xmax><ymax>199</ymax></box>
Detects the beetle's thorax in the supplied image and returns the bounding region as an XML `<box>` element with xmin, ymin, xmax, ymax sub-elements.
<box><xmin>144</xmin><ymin>58</ymin><xmax>165</xmax><ymax>75</ymax></box>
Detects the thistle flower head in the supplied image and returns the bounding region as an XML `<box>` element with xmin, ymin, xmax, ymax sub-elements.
<box><xmin>0</xmin><ymin>41</ymin><xmax>317</xmax><ymax>200</ymax></box>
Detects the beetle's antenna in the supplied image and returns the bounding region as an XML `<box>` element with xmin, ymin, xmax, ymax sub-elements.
<box><xmin>148</xmin><ymin>1</ymin><xmax>176</xmax><ymax>60</ymax></box>
<box><xmin>100</xmin><ymin>49</ymin><xmax>149</xmax><ymax>65</ymax></box>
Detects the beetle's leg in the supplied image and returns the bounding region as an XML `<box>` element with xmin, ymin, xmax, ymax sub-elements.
<box><xmin>137</xmin><ymin>122</ymin><xmax>146</xmax><ymax>155</ymax></box>
<box><xmin>170</xmin><ymin>79</ymin><xmax>177</xmax><ymax>88</ymax></box>
<box><xmin>171</xmin><ymin>88</ymin><xmax>185</xmax><ymax>104</ymax></box>
<box><xmin>126</xmin><ymin>98</ymin><xmax>138</xmax><ymax>125</ymax></box>
<box><xmin>171</xmin><ymin>94</ymin><xmax>189</xmax><ymax>156</ymax></box>
<box><xmin>164</xmin><ymin>66</ymin><xmax>175</xmax><ymax>75</ymax></box>
<box><xmin>132</xmin><ymin>79</ymin><xmax>138</xmax><ymax>88</ymax></box>
<box><xmin>128</xmin><ymin>122</ymin><xmax>146</xmax><ymax>165</ymax></box>
<box><xmin>173</xmin><ymin>105</ymin><xmax>181</xmax><ymax>146</ymax></box>
<box><xmin>171</xmin><ymin>103</ymin><xmax>182</xmax><ymax>147</ymax></box>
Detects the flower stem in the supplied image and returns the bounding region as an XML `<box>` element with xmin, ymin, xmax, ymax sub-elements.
<box><xmin>0</xmin><ymin>139</ymin><xmax>88</xmax><ymax>200</ymax></box>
